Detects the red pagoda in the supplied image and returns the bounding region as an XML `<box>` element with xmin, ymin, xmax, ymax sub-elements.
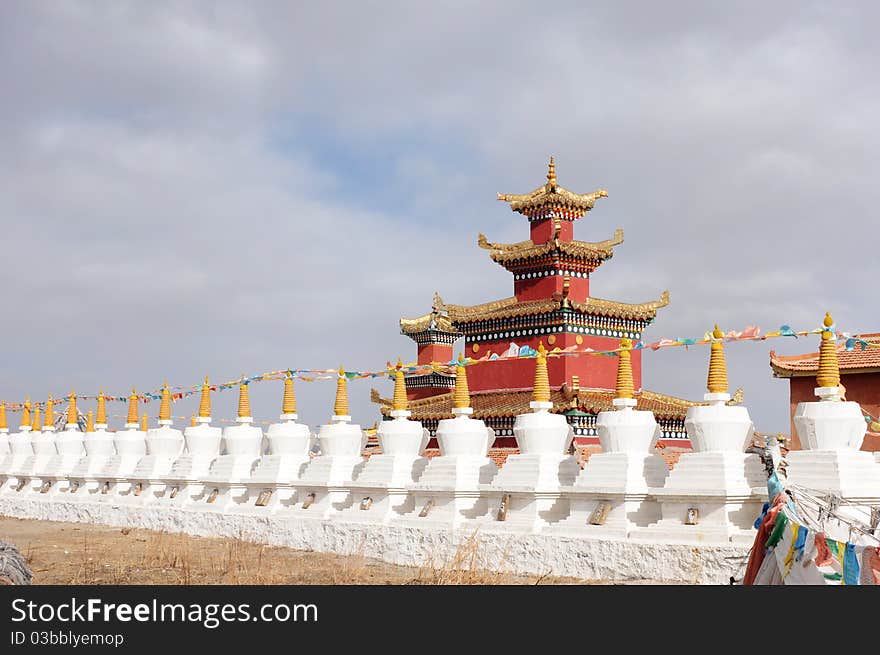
<box><xmin>373</xmin><ymin>158</ymin><xmax>701</xmax><ymax>458</ymax></box>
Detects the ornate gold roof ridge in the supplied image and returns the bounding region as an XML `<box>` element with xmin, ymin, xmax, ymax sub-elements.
<box><xmin>497</xmin><ymin>157</ymin><xmax>608</xmax><ymax>214</ymax></box>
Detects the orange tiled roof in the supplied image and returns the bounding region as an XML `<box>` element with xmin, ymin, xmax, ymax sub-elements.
<box><xmin>372</xmin><ymin>385</ymin><xmax>706</xmax><ymax>420</ymax></box>
<box><xmin>770</xmin><ymin>333</ymin><xmax>880</xmax><ymax>377</ymax></box>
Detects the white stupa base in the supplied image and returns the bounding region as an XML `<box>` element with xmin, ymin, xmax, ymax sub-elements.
<box><xmin>284</xmin><ymin>455</ymin><xmax>366</xmax><ymax>519</ymax></box>
<box><xmin>548</xmin><ymin>452</ymin><xmax>668</xmax><ymax>536</ymax></box>
<box><xmin>197</xmin><ymin>454</ymin><xmax>262</xmax><ymax>511</ymax></box>
<box><xmin>159</xmin><ymin>454</ymin><xmax>220</xmax><ymax>506</ymax></box>
<box><xmin>122</xmin><ymin>455</ymin><xmax>183</xmax><ymax>504</ymax></box>
<box><xmin>785</xmin><ymin>449</ymin><xmax>880</xmax><ymax>500</ymax></box>
<box><xmin>632</xmin><ymin>492</ymin><xmax>764</xmax><ymax>545</ymax></box>
<box><xmin>42</xmin><ymin>456</ymin><xmax>87</xmax><ymax>495</ymax></box>
<box><xmin>236</xmin><ymin>454</ymin><xmax>313</xmax><ymax>513</ymax></box>
<box><xmin>92</xmin><ymin>454</ymin><xmax>146</xmax><ymax>499</ymax></box>
<box><xmin>265</xmin><ymin>420</ymin><xmax>313</xmax><ymax>458</ymax></box>
<box><xmin>337</xmin><ymin>454</ymin><xmax>430</xmax><ymax>523</ymax></box>
<box><xmin>477</xmin><ymin>453</ymin><xmax>580</xmax><ymax>533</ymax></box>
<box><xmin>0</xmin><ymin>455</ymin><xmax>38</xmax><ymax>494</ymax></box>
<box><xmin>399</xmin><ymin>455</ymin><xmax>498</xmax><ymax>528</ymax></box>
<box><xmin>636</xmin><ymin>451</ymin><xmax>765</xmax><ymax>544</ymax></box>
<box><xmin>17</xmin><ymin>455</ymin><xmax>58</xmax><ymax>494</ymax></box>
<box><xmin>685</xmin><ymin>402</ymin><xmax>754</xmax><ymax>452</ymax></box>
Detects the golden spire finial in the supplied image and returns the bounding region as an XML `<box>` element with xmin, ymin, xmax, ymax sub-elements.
<box><xmin>140</xmin><ymin>412</ymin><xmax>148</xmax><ymax>431</ymax></box>
<box><xmin>707</xmin><ymin>324</ymin><xmax>729</xmax><ymax>394</ymax></box>
<box><xmin>191</xmin><ymin>414</ymin><xmax>197</xmax><ymax>427</ymax></box>
<box><xmin>453</xmin><ymin>354</ymin><xmax>470</xmax><ymax>409</ymax></box>
<box><xmin>0</xmin><ymin>402</ymin><xmax>7</xmax><ymax>430</ymax></box>
<box><xmin>127</xmin><ymin>388</ymin><xmax>139</xmax><ymax>424</ymax></box>
<box><xmin>533</xmin><ymin>342</ymin><xmax>551</xmax><ymax>403</ymax></box>
<box><xmin>21</xmin><ymin>397</ymin><xmax>31</xmax><ymax>429</ymax></box>
<box><xmin>86</xmin><ymin>410</ymin><xmax>95</xmax><ymax>433</ymax></box>
<box><xmin>96</xmin><ymin>390</ymin><xmax>107</xmax><ymax>425</ymax></box>
<box><xmin>32</xmin><ymin>405</ymin><xmax>42</xmax><ymax>432</ymax></box>
<box><xmin>816</xmin><ymin>311</ymin><xmax>841</xmax><ymax>389</ymax></box>
<box><xmin>67</xmin><ymin>391</ymin><xmax>78</xmax><ymax>425</ymax></box>
<box><xmin>198</xmin><ymin>376</ymin><xmax>211</xmax><ymax>418</ymax></box>
<box><xmin>45</xmin><ymin>395</ymin><xmax>55</xmax><ymax>427</ymax></box>
<box><xmin>159</xmin><ymin>382</ymin><xmax>171</xmax><ymax>422</ymax></box>
<box><xmin>238</xmin><ymin>378</ymin><xmax>252</xmax><ymax>418</ymax></box>
<box><xmin>615</xmin><ymin>338</ymin><xmax>635</xmax><ymax>400</ymax></box>
<box><xmin>282</xmin><ymin>372</ymin><xmax>297</xmax><ymax>415</ymax></box>
<box><xmin>392</xmin><ymin>358</ymin><xmax>408</xmax><ymax>412</ymax></box>
<box><xmin>334</xmin><ymin>366</ymin><xmax>350</xmax><ymax>416</ymax></box>
<box><xmin>547</xmin><ymin>155</ymin><xmax>557</xmax><ymax>186</ymax></box>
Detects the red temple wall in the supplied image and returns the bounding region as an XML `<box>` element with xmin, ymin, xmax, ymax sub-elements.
<box><xmin>530</xmin><ymin>219</ymin><xmax>573</xmax><ymax>244</ymax></box>
<box><xmin>786</xmin><ymin>372</ymin><xmax>880</xmax><ymax>452</ymax></box>
<box><xmin>465</xmin><ymin>333</ymin><xmax>641</xmax><ymax>392</ymax></box>
<box><xmin>514</xmin><ymin>276</ymin><xmax>589</xmax><ymax>302</ymax></box>
<box><xmin>416</xmin><ymin>342</ymin><xmax>453</xmax><ymax>365</ymax></box>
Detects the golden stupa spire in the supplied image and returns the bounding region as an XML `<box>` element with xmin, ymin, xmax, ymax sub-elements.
<box><xmin>159</xmin><ymin>382</ymin><xmax>171</xmax><ymax>422</ymax></box>
<box><xmin>547</xmin><ymin>155</ymin><xmax>557</xmax><ymax>186</ymax></box>
<box><xmin>45</xmin><ymin>395</ymin><xmax>55</xmax><ymax>428</ymax></box>
<box><xmin>334</xmin><ymin>366</ymin><xmax>350</xmax><ymax>416</ymax></box>
<box><xmin>198</xmin><ymin>376</ymin><xmax>211</xmax><ymax>418</ymax></box>
<box><xmin>140</xmin><ymin>412</ymin><xmax>148</xmax><ymax>431</ymax></box>
<box><xmin>32</xmin><ymin>405</ymin><xmax>42</xmax><ymax>432</ymax></box>
<box><xmin>706</xmin><ymin>325</ymin><xmax>729</xmax><ymax>394</ymax></box>
<box><xmin>532</xmin><ymin>343</ymin><xmax>551</xmax><ymax>403</ymax></box>
<box><xmin>453</xmin><ymin>354</ymin><xmax>470</xmax><ymax>409</ymax></box>
<box><xmin>392</xmin><ymin>358</ymin><xmax>408</xmax><ymax>412</ymax></box>
<box><xmin>21</xmin><ymin>397</ymin><xmax>31</xmax><ymax>429</ymax></box>
<box><xmin>190</xmin><ymin>414</ymin><xmax>197</xmax><ymax>427</ymax></box>
<box><xmin>237</xmin><ymin>378</ymin><xmax>252</xmax><ymax>418</ymax></box>
<box><xmin>0</xmin><ymin>402</ymin><xmax>7</xmax><ymax>430</ymax></box>
<box><xmin>816</xmin><ymin>312</ymin><xmax>841</xmax><ymax>389</ymax></box>
<box><xmin>66</xmin><ymin>391</ymin><xmax>78</xmax><ymax>426</ymax></box>
<box><xmin>96</xmin><ymin>390</ymin><xmax>107</xmax><ymax>425</ymax></box>
<box><xmin>615</xmin><ymin>338</ymin><xmax>635</xmax><ymax>400</ymax></box>
<box><xmin>86</xmin><ymin>410</ymin><xmax>95</xmax><ymax>433</ymax></box>
<box><xmin>282</xmin><ymin>372</ymin><xmax>297</xmax><ymax>415</ymax></box>
<box><xmin>127</xmin><ymin>388</ymin><xmax>139</xmax><ymax>425</ymax></box>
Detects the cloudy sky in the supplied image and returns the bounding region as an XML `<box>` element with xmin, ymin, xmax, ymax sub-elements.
<box><xmin>1</xmin><ymin>2</ymin><xmax>877</xmax><ymax>433</ymax></box>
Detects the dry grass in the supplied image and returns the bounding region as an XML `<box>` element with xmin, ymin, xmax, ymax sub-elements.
<box><xmin>2</xmin><ymin>517</ymin><xmax>590</xmax><ymax>585</ymax></box>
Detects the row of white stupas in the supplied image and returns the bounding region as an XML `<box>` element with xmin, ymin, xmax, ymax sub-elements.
<box><xmin>0</xmin><ymin>313</ymin><xmax>877</xmax><ymax>543</ymax></box>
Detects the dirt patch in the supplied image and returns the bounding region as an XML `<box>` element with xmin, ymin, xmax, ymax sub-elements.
<box><xmin>0</xmin><ymin>516</ymin><xmax>606</xmax><ymax>585</ymax></box>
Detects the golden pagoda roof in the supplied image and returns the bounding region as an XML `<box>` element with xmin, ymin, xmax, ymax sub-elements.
<box><xmin>477</xmin><ymin>228</ymin><xmax>624</xmax><ymax>265</ymax></box>
<box><xmin>399</xmin><ymin>291</ymin><xmax>462</xmax><ymax>336</ymax></box>
<box><xmin>497</xmin><ymin>157</ymin><xmax>608</xmax><ymax>215</ymax></box>
<box><xmin>371</xmin><ymin>385</ymin><xmax>729</xmax><ymax>421</ymax></box>
<box><xmin>407</xmin><ymin>290</ymin><xmax>670</xmax><ymax>325</ymax></box>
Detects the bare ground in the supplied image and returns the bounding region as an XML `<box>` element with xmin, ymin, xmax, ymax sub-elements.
<box><xmin>1</xmin><ymin>516</ymin><xmax>615</xmax><ymax>585</ymax></box>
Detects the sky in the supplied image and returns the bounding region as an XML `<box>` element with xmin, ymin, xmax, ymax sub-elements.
<box><xmin>1</xmin><ymin>2</ymin><xmax>877</xmax><ymax>433</ymax></box>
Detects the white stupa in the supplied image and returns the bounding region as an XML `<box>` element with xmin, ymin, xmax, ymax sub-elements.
<box><xmin>241</xmin><ymin>373</ymin><xmax>313</xmax><ymax>511</ymax></box>
<box><xmin>0</xmin><ymin>402</ymin><xmax>9</xmax><ymax>460</ymax></box>
<box><xmin>20</xmin><ymin>399</ymin><xmax>58</xmax><ymax>494</ymax></box>
<box><xmin>162</xmin><ymin>377</ymin><xmax>221</xmax><ymax>505</ymax></box>
<box><xmin>638</xmin><ymin>326</ymin><xmax>765</xmax><ymax>545</ymax></box>
<box><xmin>0</xmin><ymin>399</ymin><xmax>34</xmax><ymax>493</ymax></box>
<box><xmin>480</xmin><ymin>343</ymin><xmax>579</xmax><ymax>533</ymax></box>
<box><xmin>43</xmin><ymin>393</ymin><xmax>86</xmax><ymax>494</ymax></box>
<box><xmin>287</xmin><ymin>367</ymin><xmax>366</xmax><ymax>519</ymax></box>
<box><xmin>551</xmin><ymin>338</ymin><xmax>667</xmax><ymax>537</ymax></box>
<box><xmin>340</xmin><ymin>361</ymin><xmax>430</xmax><ymax>523</ymax></box>
<box><xmin>200</xmin><ymin>379</ymin><xmax>263</xmax><ymax>509</ymax></box>
<box><xmin>402</xmin><ymin>356</ymin><xmax>498</xmax><ymax>527</ymax></box>
<box><xmin>126</xmin><ymin>383</ymin><xmax>185</xmax><ymax>503</ymax></box>
<box><xmin>67</xmin><ymin>392</ymin><xmax>116</xmax><ymax>498</ymax></box>
<box><xmin>785</xmin><ymin>313</ymin><xmax>880</xmax><ymax>526</ymax></box>
<box><xmin>95</xmin><ymin>389</ymin><xmax>147</xmax><ymax>498</ymax></box>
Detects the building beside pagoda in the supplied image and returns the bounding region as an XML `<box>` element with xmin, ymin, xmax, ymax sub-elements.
<box><xmin>373</xmin><ymin>158</ymin><xmax>708</xmax><ymax>459</ymax></box>
<box><xmin>770</xmin><ymin>333</ymin><xmax>880</xmax><ymax>452</ymax></box>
